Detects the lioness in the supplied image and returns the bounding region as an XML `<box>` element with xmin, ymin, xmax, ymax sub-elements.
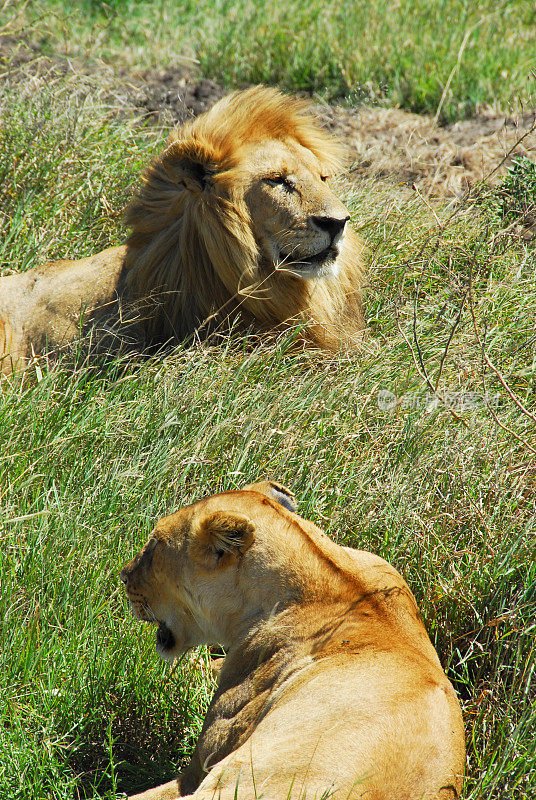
<box><xmin>121</xmin><ymin>481</ymin><xmax>465</xmax><ymax>800</ymax></box>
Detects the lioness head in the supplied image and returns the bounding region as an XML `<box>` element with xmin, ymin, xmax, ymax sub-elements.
<box><xmin>124</xmin><ymin>86</ymin><xmax>365</xmax><ymax>347</ymax></box>
<box><xmin>120</xmin><ymin>481</ymin><xmax>298</xmax><ymax>661</ymax></box>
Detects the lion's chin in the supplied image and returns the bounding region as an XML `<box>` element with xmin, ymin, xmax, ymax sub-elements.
<box><xmin>156</xmin><ymin>621</ymin><xmax>177</xmax><ymax>660</ymax></box>
<box><xmin>277</xmin><ymin>245</ymin><xmax>342</xmax><ymax>281</ymax></box>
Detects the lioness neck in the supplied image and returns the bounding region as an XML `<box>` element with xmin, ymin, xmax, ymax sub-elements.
<box><xmin>197</xmin><ymin>592</ymin><xmax>440</xmax><ymax>780</ymax></box>
<box><xmin>246</xmin><ymin>511</ymin><xmax>417</xmax><ymax>615</ymax></box>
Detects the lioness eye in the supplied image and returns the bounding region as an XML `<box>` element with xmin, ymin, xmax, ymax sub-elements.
<box><xmin>320</xmin><ymin>175</ymin><xmax>329</xmax><ymax>182</ymax></box>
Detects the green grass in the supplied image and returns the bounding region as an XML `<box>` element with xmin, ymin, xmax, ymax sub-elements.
<box><xmin>4</xmin><ymin>0</ymin><xmax>536</xmax><ymax>120</ymax></box>
<box><xmin>487</xmin><ymin>156</ymin><xmax>536</xmax><ymax>231</ymax></box>
<box><xmin>1</xmin><ymin>20</ymin><xmax>535</xmax><ymax>800</ymax></box>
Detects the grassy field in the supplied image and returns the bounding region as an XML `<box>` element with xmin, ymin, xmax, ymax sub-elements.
<box><xmin>1</xmin><ymin>3</ymin><xmax>536</xmax><ymax>800</ymax></box>
<box><xmin>5</xmin><ymin>0</ymin><xmax>536</xmax><ymax>120</ymax></box>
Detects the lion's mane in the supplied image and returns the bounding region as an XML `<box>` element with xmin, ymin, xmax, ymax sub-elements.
<box><xmin>123</xmin><ymin>86</ymin><xmax>365</xmax><ymax>349</ymax></box>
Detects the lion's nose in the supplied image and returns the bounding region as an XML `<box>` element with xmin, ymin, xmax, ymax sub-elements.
<box><xmin>311</xmin><ymin>215</ymin><xmax>349</xmax><ymax>241</ymax></box>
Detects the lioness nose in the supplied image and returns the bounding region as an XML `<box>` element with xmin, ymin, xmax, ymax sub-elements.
<box><xmin>311</xmin><ymin>215</ymin><xmax>349</xmax><ymax>240</ymax></box>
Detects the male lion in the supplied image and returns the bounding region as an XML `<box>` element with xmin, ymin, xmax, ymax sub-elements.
<box><xmin>121</xmin><ymin>481</ymin><xmax>465</xmax><ymax>800</ymax></box>
<box><xmin>0</xmin><ymin>87</ymin><xmax>365</xmax><ymax>376</ymax></box>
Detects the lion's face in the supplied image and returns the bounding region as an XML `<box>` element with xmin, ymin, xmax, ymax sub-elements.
<box><xmin>241</xmin><ymin>140</ymin><xmax>350</xmax><ymax>280</ymax></box>
<box><xmin>120</xmin><ymin>482</ymin><xmax>298</xmax><ymax>662</ymax></box>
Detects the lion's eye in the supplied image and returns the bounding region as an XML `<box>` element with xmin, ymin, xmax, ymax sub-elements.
<box><xmin>265</xmin><ymin>175</ymin><xmax>295</xmax><ymax>191</ymax></box>
<box><xmin>320</xmin><ymin>175</ymin><xmax>329</xmax><ymax>182</ymax></box>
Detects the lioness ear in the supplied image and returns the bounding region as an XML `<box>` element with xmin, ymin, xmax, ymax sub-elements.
<box><xmin>192</xmin><ymin>511</ymin><xmax>255</xmax><ymax>568</ymax></box>
<box><xmin>242</xmin><ymin>480</ymin><xmax>297</xmax><ymax>513</ymax></box>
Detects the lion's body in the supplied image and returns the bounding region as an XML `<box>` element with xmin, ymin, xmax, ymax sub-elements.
<box><xmin>0</xmin><ymin>87</ymin><xmax>366</xmax><ymax>376</ymax></box>
<box><xmin>0</xmin><ymin>247</ymin><xmax>126</xmax><ymax>375</ymax></box>
<box><xmin>121</xmin><ymin>482</ymin><xmax>465</xmax><ymax>800</ymax></box>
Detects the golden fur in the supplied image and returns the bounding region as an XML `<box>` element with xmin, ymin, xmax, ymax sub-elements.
<box><xmin>121</xmin><ymin>481</ymin><xmax>465</xmax><ymax>800</ymax></box>
<box><xmin>0</xmin><ymin>87</ymin><xmax>366</xmax><ymax>376</ymax></box>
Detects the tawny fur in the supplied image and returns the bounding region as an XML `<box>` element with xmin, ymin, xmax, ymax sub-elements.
<box><xmin>0</xmin><ymin>87</ymin><xmax>366</xmax><ymax>376</ymax></box>
<box><xmin>121</xmin><ymin>481</ymin><xmax>465</xmax><ymax>800</ymax></box>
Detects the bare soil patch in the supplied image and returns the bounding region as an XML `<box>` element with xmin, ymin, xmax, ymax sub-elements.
<box><xmin>2</xmin><ymin>35</ymin><xmax>535</xmax><ymax>200</ymax></box>
<box><xmin>324</xmin><ymin>104</ymin><xmax>536</xmax><ymax>199</ymax></box>
<box><xmin>0</xmin><ymin>35</ymin><xmax>226</xmax><ymax>125</ymax></box>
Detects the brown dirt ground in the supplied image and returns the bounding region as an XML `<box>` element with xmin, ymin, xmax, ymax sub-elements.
<box><xmin>1</xmin><ymin>35</ymin><xmax>535</xmax><ymax>201</ymax></box>
<box><xmin>322</xmin><ymin>104</ymin><xmax>536</xmax><ymax>199</ymax></box>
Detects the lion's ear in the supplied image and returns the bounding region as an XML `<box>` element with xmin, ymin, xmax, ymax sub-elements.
<box><xmin>242</xmin><ymin>480</ymin><xmax>297</xmax><ymax>513</ymax></box>
<box><xmin>192</xmin><ymin>511</ymin><xmax>255</xmax><ymax>568</ymax></box>
<box><xmin>163</xmin><ymin>140</ymin><xmax>217</xmax><ymax>192</ymax></box>
<box><xmin>177</xmin><ymin>157</ymin><xmax>213</xmax><ymax>190</ymax></box>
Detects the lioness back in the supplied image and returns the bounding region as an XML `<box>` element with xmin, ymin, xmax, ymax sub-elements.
<box><xmin>121</xmin><ymin>480</ymin><xmax>465</xmax><ymax>800</ymax></box>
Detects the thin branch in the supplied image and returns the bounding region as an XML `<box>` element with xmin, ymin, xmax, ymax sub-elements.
<box><xmin>485</xmin><ymin>118</ymin><xmax>536</xmax><ymax>182</ymax></box>
<box><xmin>434</xmin><ymin>289</ymin><xmax>468</xmax><ymax>391</ymax></box>
<box><xmin>395</xmin><ymin>300</ymin><xmax>470</xmax><ymax>428</ymax></box>
<box><xmin>482</xmin><ymin>385</ymin><xmax>536</xmax><ymax>454</ymax></box>
<box><xmin>431</xmin><ymin>231</ymin><xmax>485</xmax><ymax>391</ymax></box>
<box><xmin>481</xmin><ymin>350</ymin><xmax>536</xmax><ymax>425</ymax></box>
<box><xmin>468</xmin><ymin>263</ymin><xmax>536</xmax><ymax>453</ymax></box>
<box><xmin>412</xmin><ymin>182</ymin><xmax>445</xmax><ymax>228</ymax></box>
